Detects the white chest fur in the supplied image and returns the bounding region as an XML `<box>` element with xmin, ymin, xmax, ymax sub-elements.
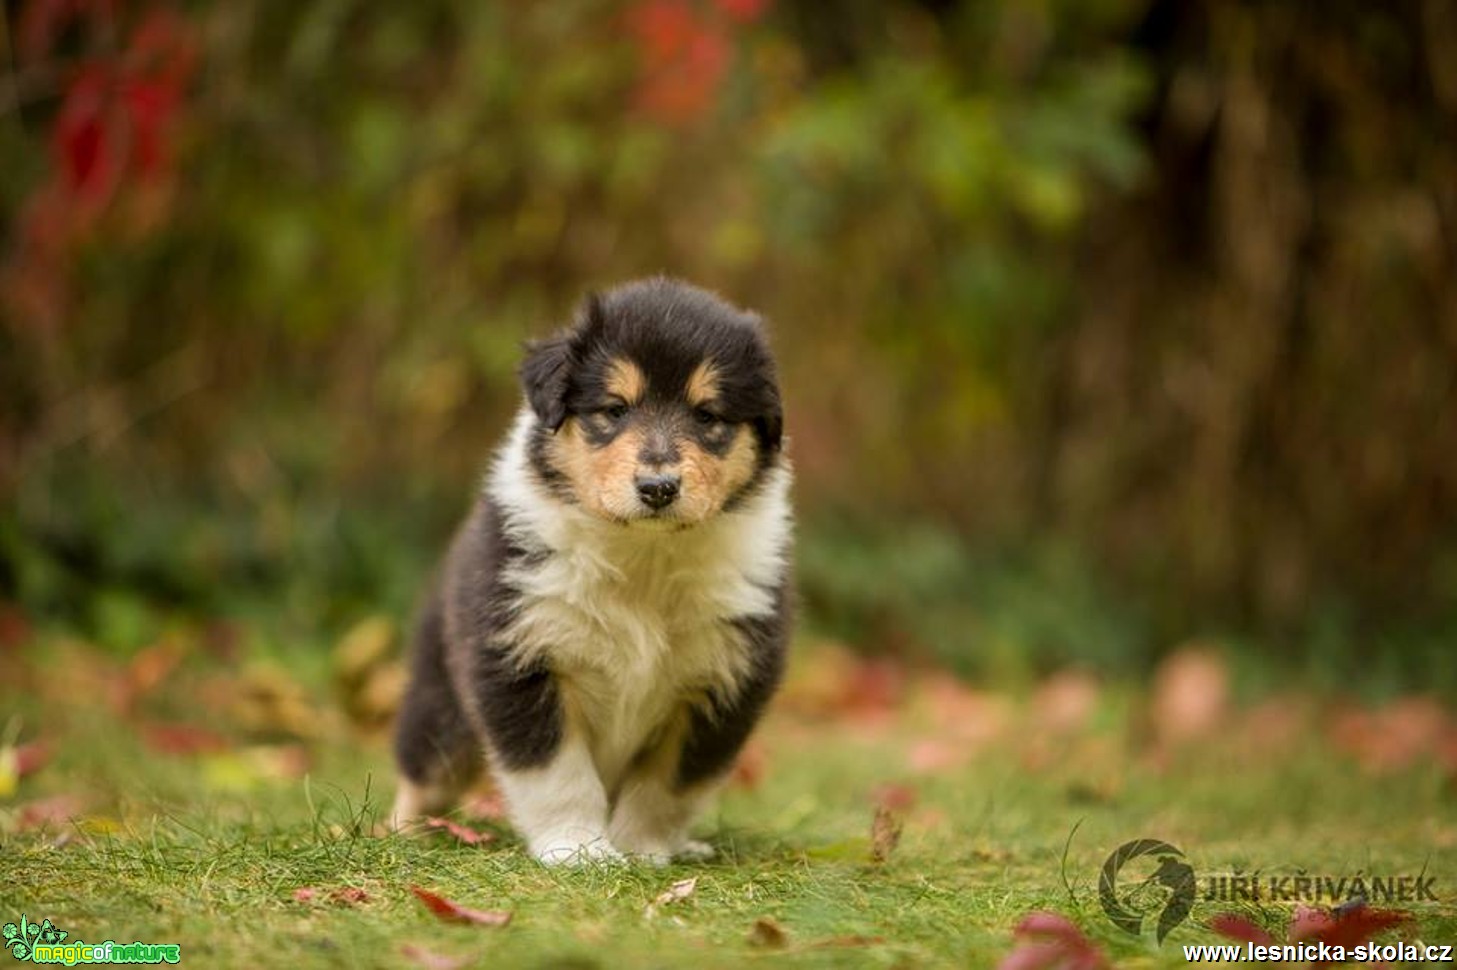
<box><xmin>487</xmin><ymin>411</ymin><xmax>792</xmax><ymax>789</ymax></box>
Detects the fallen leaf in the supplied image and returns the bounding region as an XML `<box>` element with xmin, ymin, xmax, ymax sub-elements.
<box><xmin>997</xmin><ymin>912</ymin><xmax>1108</xmax><ymax>970</ymax></box>
<box><xmin>872</xmin><ymin>783</ymin><xmax>917</xmax><ymax>813</ymax></box>
<box><xmin>141</xmin><ymin>722</ymin><xmax>231</xmax><ymax>756</ymax></box>
<box><xmin>747</xmin><ymin>916</ymin><xmax>788</xmax><ymax>948</ymax></box>
<box><xmin>10</xmin><ymin>794</ymin><xmax>85</xmax><ymax>831</ymax></box>
<box><xmin>293</xmin><ymin>888</ymin><xmax>316</xmax><ymax>902</ymax></box>
<box><xmin>410</xmin><ymin>886</ymin><xmax>511</xmax><ymax>926</ymax></box>
<box><xmin>1033</xmin><ymin>670</ymin><xmax>1100</xmax><ymax>735</ymax></box>
<box><xmin>644</xmin><ymin>876</ymin><xmax>699</xmax><ymax>919</ymax></box>
<box><xmin>870</xmin><ymin>805</ymin><xmax>902</xmax><ymax>864</ymax></box>
<box><xmin>1150</xmin><ymin>646</ymin><xmax>1230</xmax><ymax>748</ymax></box>
<box><xmin>399</xmin><ymin>943</ymin><xmax>471</xmax><ymax>970</ymax></box>
<box><xmin>425</xmin><ymin>816</ymin><xmax>495</xmax><ymax>846</ymax></box>
<box><xmin>1209</xmin><ymin>913</ymin><xmax>1275</xmax><ymax>945</ymax></box>
<box><xmin>907</xmin><ymin>739</ymin><xmax>968</xmax><ymax>774</ymax></box>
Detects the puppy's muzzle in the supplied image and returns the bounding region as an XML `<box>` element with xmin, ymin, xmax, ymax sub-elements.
<box><xmin>635</xmin><ymin>472</ymin><xmax>681</xmax><ymax>510</ymax></box>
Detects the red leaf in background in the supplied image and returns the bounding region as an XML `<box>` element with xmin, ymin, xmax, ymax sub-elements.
<box><xmin>15</xmin><ymin>740</ymin><xmax>53</xmax><ymax>778</ymax></box>
<box><xmin>997</xmin><ymin>913</ymin><xmax>1109</xmax><ymax>970</ymax></box>
<box><xmin>52</xmin><ymin>63</ymin><xmax>122</xmax><ymax>207</ymax></box>
<box><xmin>873</xmin><ymin>782</ymin><xmax>918</xmax><ymax>813</ymax></box>
<box><xmin>14</xmin><ymin>794</ymin><xmax>85</xmax><ymax>831</ymax></box>
<box><xmin>424</xmin><ymin>817</ymin><xmax>495</xmax><ymax>846</ymax></box>
<box><xmin>627</xmin><ymin>0</ymin><xmax>733</xmax><ymax>124</ymax></box>
<box><xmin>409</xmin><ymin>886</ymin><xmax>512</xmax><ymax>927</ymax></box>
<box><xmin>1209</xmin><ymin>913</ymin><xmax>1275</xmax><ymax>945</ymax></box>
<box><xmin>715</xmin><ymin>0</ymin><xmax>770</xmax><ymax>23</ymax></box>
<box><xmin>17</xmin><ymin>0</ymin><xmax>117</xmax><ymax>63</ymax></box>
<box><xmin>1302</xmin><ymin>903</ymin><xmax>1409</xmax><ymax>956</ymax></box>
<box><xmin>140</xmin><ymin>722</ymin><xmax>230</xmax><ymax>755</ymax></box>
<box><xmin>292</xmin><ymin>887</ymin><xmax>317</xmax><ymax>902</ymax></box>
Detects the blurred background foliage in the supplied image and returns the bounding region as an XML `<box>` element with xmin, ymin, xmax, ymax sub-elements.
<box><xmin>2</xmin><ymin>0</ymin><xmax>1455</xmax><ymax>691</ymax></box>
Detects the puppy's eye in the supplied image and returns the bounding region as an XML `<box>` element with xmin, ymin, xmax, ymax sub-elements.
<box><xmin>602</xmin><ymin>403</ymin><xmax>630</xmax><ymax>421</ymax></box>
<box><xmin>693</xmin><ymin>407</ymin><xmax>723</xmax><ymax>427</ymax></box>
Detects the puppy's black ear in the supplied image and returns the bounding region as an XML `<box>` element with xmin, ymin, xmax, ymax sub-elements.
<box><xmin>520</xmin><ymin>335</ymin><xmax>572</xmax><ymax>432</ymax></box>
<box><xmin>520</xmin><ymin>292</ymin><xmax>609</xmax><ymax>431</ymax></box>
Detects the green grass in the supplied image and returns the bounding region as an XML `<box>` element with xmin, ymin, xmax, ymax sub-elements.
<box><xmin>2</xmin><ymin>640</ymin><xmax>1455</xmax><ymax>969</ymax></box>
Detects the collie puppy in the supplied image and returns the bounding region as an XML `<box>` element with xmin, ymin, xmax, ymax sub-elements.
<box><xmin>391</xmin><ymin>277</ymin><xmax>792</xmax><ymax>864</ymax></box>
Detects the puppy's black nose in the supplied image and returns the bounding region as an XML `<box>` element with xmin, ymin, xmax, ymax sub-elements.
<box><xmin>635</xmin><ymin>473</ymin><xmax>680</xmax><ymax>510</ymax></box>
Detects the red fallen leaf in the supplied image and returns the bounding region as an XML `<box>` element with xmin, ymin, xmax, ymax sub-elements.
<box><xmin>1150</xmin><ymin>646</ymin><xmax>1229</xmax><ymax>749</ymax></box>
<box><xmin>1302</xmin><ymin>903</ymin><xmax>1409</xmax><ymax>955</ymax></box>
<box><xmin>14</xmin><ymin>740</ymin><xmax>53</xmax><ymax>778</ymax></box>
<box><xmin>424</xmin><ymin>817</ymin><xmax>495</xmax><ymax>846</ymax></box>
<box><xmin>410</xmin><ymin>886</ymin><xmax>511</xmax><ymax>927</ymax></box>
<box><xmin>292</xmin><ymin>888</ymin><xmax>316</xmax><ymax>902</ymax></box>
<box><xmin>872</xmin><ymin>783</ymin><xmax>917</xmax><ymax>813</ymax></box>
<box><xmin>1210</xmin><ymin>913</ymin><xmax>1275</xmax><ymax>945</ymax></box>
<box><xmin>140</xmin><ymin>722</ymin><xmax>230</xmax><ymax>756</ymax></box>
<box><xmin>1288</xmin><ymin>904</ymin><xmax>1334</xmax><ymax>940</ymax></box>
<box><xmin>399</xmin><ymin>943</ymin><xmax>471</xmax><ymax>970</ymax></box>
<box><xmin>15</xmin><ymin>794</ymin><xmax>85</xmax><ymax>831</ymax></box>
<box><xmin>997</xmin><ymin>912</ymin><xmax>1109</xmax><ymax>970</ymax></box>
<box><xmin>908</xmin><ymin>739</ymin><xmax>967</xmax><ymax>774</ymax></box>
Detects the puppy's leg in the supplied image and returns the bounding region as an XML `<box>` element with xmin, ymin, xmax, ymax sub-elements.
<box><xmin>392</xmin><ymin>593</ymin><xmax>482</xmax><ymax>830</ymax></box>
<box><xmin>608</xmin><ymin>720</ymin><xmax>719</xmax><ymax>865</ymax></box>
<box><xmin>462</xmin><ymin>651</ymin><xmax>619</xmax><ymax>865</ymax></box>
<box><xmin>611</xmin><ymin>623</ymin><xmax>786</xmax><ymax>863</ymax></box>
<box><xmin>493</xmin><ymin>729</ymin><xmax>620</xmax><ymax>865</ymax></box>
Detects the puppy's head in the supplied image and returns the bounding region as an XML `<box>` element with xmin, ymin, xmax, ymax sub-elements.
<box><xmin>521</xmin><ymin>278</ymin><xmax>783</xmax><ymax>526</ymax></box>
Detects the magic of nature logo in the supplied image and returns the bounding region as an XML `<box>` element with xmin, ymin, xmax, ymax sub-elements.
<box><xmin>4</xmin><ymin>916</ymin><xmax>180</xmax><ymax>965</ymax></box>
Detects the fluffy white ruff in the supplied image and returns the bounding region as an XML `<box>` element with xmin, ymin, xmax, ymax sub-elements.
<box><xmin>485</xmin><ymin>409</ymin><xmax>791</xmax><ymax>863</ymax></box>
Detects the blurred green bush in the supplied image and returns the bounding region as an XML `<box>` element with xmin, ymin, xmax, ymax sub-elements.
<box><xmin>2</xmin><ymin>1</ymin><xmax>1454</xmax><ymax>687</ymax></box>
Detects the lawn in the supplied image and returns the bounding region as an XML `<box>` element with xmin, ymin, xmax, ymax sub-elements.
<box><xmin>2</xmin><ymin>631</ymin><xmax>1454</xmax><ymax>969</ymax></box>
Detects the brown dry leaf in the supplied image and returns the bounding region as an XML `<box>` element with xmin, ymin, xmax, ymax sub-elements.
<box><xmin>1330</xmin><ymin>695</ymin><xmax>1449</xmax><ymax>774</ymax></box>
<box><xmin>1150</xmin><ymin>645</ymin><xmax>1230</xmax><ymax>748</ymax></box>
<box><xmin>410</xmin><ymin>886</ymin><xmax>512</xmax><ymax>926</ymax></box>
<box><xmin>140</xmin><ymin>722</ymin><xmax>231</xmax><ymax>756</ymax></box>
<box><xmin>399</xmin><ymin>943</ymin><xmax>471</xmax><ymax>970</ymax></box>
<box><xmin>425</xmin><ymin>816</ymin><xmax>495</xmax><ymax>846</ymax></box>
<box><xmin>907</xmin><ymin>738</ymin><xmax>968</xmax><ymax>774</ymax></box>
<box><xmin>870</xmin><ymin>805</ymin><xmax>902</xmax><ymax>864</ymax></box>
<box><xmin>645</xmin><ymin>876</ymin><xmax>698</xmax><ymax>918</ymax></box>
<box><xmin>10</xmin><ymin>794</ymin><xmax>85</xmax><ymax>831</ymax></box>
<box><xmin>747</xmin><ymin>916</ymin><xmax>788</xmax><ymax>948</ymax></box>
<box><xmin>1032</xmin><ymin>670</ymin><xmax>1100</xmax><ymax>735</ymax></box>
<box><xmin>233</xmin><ymin>665</ymin><xmax>325</xmax><ymax>740</ymax></box>
<box><xmin>872</xmin><ymin>783</ymin><xmax>918</xmax><ymax>813</ymax></box>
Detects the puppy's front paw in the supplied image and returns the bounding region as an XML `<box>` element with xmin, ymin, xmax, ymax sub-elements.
<box><xmin>532</xmin><ymin>835</ymin><xmax>623</xmax><ymax>867</ymax></box>
<box><xmin>675</xmin><ymin>839</ymin><xmax>715</xmax><ymax>862</ymax></box>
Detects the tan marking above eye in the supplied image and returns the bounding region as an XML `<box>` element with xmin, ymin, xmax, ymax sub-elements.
<box><xmin>604</xmin><ymin>358</ymin><xmax>647</xmax><ymax>405</ymax></box>
<box><xmin>685</xmin><ymin>361</ymin><xmax>721</xmax><ymax>408</ymax></box>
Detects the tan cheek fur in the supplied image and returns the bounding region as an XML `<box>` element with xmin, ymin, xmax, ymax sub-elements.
<box><xmin>549</xmin><ymin>420</ymin><xmax>645</xmax><ymax>520</ymax></box>
<box><xmin>676</xmin><ymin>427</ymin><xmax>758</xmax><ymax>522</ymax></box>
